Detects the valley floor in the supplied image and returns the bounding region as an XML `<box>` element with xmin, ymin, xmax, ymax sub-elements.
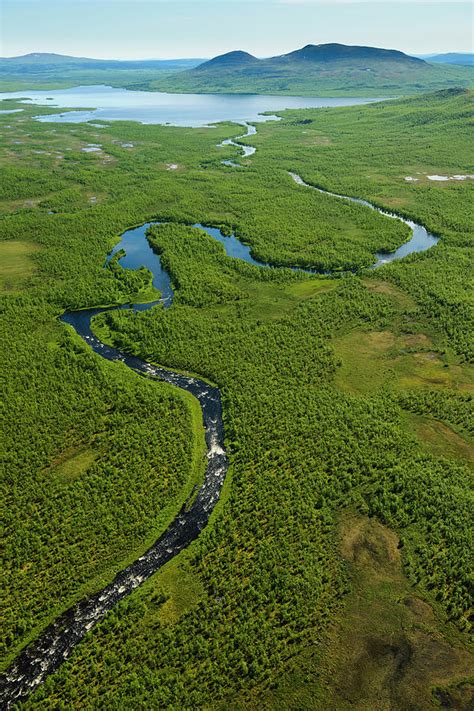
<box><xmin>1</xmin><ymin>87</ymin><xmax>472</xmax><ymax>708</ymax></box>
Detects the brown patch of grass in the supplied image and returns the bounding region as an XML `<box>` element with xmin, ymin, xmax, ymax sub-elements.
<box><xmin>333</xmin><ymin>330</ymin><xmax>397</xmax><ymax>394</ymax></box>
<box><xmin>333</xmin><ymin>325</ymin><xmax>473</xmax><ymax>395</ymax></box>
<box><xmin>314</xmin><ymin>516</ymin><xmax>473</xmax><ymax>710</ymax></box>
<box><xmin>402</xmin><ymin>413</ymin><xmax>473</xmax><ymax>463</ymax></box>
<box><xmin>394</xmin><ymin>351</ymin><xmax>473</xmax><ymax>392</ymax></box>
<box><xmin>0</xmin><ymin>240</ymin><xmax>40</xmax><ymax>291</ymax></box>
<box><xmin>301</xmin><ymin>134</ymin><xmax>332</xmax><ymax>147</ymax></box>
<box><xmin>433</xmin><ymin>680</ymin><xmax>474</xmax><ymax>709</ymax></box>
<box><xmin>382</xmin><ymin>196</ymin><xmax>412</xmax><ymax>210</ymax></box>
<box><xmin>362</xmin><ymin>278</ymin><xmax>417</xmax><ymax>309</ymax></box>
<box><xmin>229</xmin><ymin>516</ymin><xmax>473</xmax><ymax>710</ymax></box>
<box><xmin>340</xmin><ymin>514</ymin><xmax>401</xmax><ymax>570</ymax></box>
<box><xmin>402</xmin><ymin>333</ymin><xmax>433</xmax><ymax>349</ymax></box>
<box><xmin>48</xmin><ymin>444</ymin><xmax>98</xmax><ymax>482</ymax></box>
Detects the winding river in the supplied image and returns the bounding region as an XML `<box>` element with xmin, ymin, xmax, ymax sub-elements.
<box><xmin>220</xmin><ymin>122</ymin><xmax>257</xmax><ymax>167</ymax></box>
<box><xmin>0</xmin><ymin>127</ymin><xmax>439</xmax><ymax>707</ymax></box>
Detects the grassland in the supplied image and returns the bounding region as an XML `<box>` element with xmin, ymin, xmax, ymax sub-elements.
<box><xmin>0</xmin><ymin>239</ymin><xmax>40</xmax><ymax>291</ymax></box>
<box><xmin>0</xmin><ymin>88</ymin><xmax>472</xmax><ymax>707</ymax></box>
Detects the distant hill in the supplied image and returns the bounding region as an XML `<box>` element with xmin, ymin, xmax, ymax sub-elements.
<box><xmin>0</xmin><ymin>53</ymin><xmax>204</xmax><ymax>90</ymax></box>
<box><xmin>151</xmin><ymin>43</ymin><xmax>474</xmax><ymax>96</ymax></box>
<box><xmin>1</xmin><ymin>53</ymin><xmax>92</xmax><ymax>65</ymax></box>
<box><xmin>419</xmin><ymin>53</ymin><xmax>473</xmax><ymax>67</ymax></box>
<box><xmin>278</xmin><ymin>43</ymin><xmax>425</xmax><ymax>65</ymax></box>
<box><xmin>195</xmin><ymin>50</ymin><xmax>260</xmax><ymax>71</ymax></box>
<box><xmin>0</xmin><ymin>52</ymin><xmax>204</xmax><ymax>71</ymax></box>
<box><xmin>0</xmin><ymin>45</ymin><xmax>472</xmax><ymax>96</ymax></box>
<box><xmin>187</xmin><ymin>43</ymin><xmax>425</xmax><ymax>78</ymax></box>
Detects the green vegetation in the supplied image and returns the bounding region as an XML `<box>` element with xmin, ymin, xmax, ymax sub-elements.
<box><xmin>152</xmin><ymin>45</ymin><xmax>474</xmax><ymax>97</ymax></box>
<box><xmin>242</xmin><ymin>515</ymin><xmax>473</xmax><ymax>710</ymax></box>
<box><xmin>1</xmin><ymin>44</ymin><xmax>472</xmax><ymax>96</ymax></box>
<box><xmin>0</xmin><ymin>240</ymin><xmax>40</xmax><ymax>291</ymax></box>
<box><xmin>1</xmin><ymin>87</ymin><xmax>472</xmax><ymax>707</ymax></box>
<box><xmin>0</xmin><ymin>54</ymin><xmax>201</xmax><ymax>92</ymax></box>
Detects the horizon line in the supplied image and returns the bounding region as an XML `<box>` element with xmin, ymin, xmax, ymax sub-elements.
<box><xmin>2</xmin><ymin>45</ymin><xmax>473</xmax><ymax>62</ymax></box>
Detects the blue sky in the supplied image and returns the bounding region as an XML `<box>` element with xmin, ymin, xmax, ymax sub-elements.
<box><xmin>1</xmin><ymin>1</ymin><xmax>472</xmax><ymax>59</ymax></box>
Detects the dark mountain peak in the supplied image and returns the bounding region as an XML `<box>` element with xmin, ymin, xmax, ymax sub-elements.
<box><xmin>194</xmin><ymin>50</ymin><xmax>259</xmax><ymax>71</ymax></box>
<box><xmin>277</xmin><ymin>43</ymin><xmax>426</xmax><ymax>65</ymax></box>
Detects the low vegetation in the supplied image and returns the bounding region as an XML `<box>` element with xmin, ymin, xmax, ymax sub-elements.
<box><xmin>153</xmin><ymin>45</ymin><xmax>474</xmax><ymax>97</ymax></box>
<box><xmin>0</xmin><ymin>88</ymin><xmax>472</xmax><ymax>707</ymax></box>
<box><xmin>1</xmin><ymin>44</ymin><xmax>473</xmax><ymax>96</ymax></box>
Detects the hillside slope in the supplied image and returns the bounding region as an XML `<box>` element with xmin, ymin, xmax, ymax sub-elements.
<box><xmin>423</xmin><ymin>53</ymin><xmax>473</xmax><ymax>67</ymax></box>
<box><xmin>0</xmin><ymin>53</ymin><xmax>204</xmax><ymax>91</ymax></box>
<box><xmin>1</xmin><ymin>44</ymin><xmax>472</xmax><ymax>95</ymax></box>
<box><xmin>152</xmin><ymin>43</ymin><xmax>474</xmax><ymax>96</ymax></box>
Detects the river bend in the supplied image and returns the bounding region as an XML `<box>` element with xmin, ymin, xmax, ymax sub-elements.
<box><xmin>0</xmin><ymin>126</ymin><xmax>439</xmax><ymax>708</ymax></box>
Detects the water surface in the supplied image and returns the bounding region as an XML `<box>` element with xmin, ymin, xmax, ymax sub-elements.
<box><xmin>0</xmin><ymin>85</ymin><xmax>384</xmax><ymax>126</ymax></box>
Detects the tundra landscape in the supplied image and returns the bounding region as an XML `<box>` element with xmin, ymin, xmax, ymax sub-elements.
<box><xmin>1</xmin><ymin>1</ymin><xmax>473</xmax><ymax>708</ymax></box>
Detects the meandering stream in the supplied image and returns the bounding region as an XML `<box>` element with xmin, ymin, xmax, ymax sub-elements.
<box><xmin>220</xmin><ymin>122</ymin><xmax>257</xmax><ymax>167</ymax></box>
<box><xmin>0</xmin><ymin>125</ymin><xmax>439</xmax><ymax>708</ymax></box>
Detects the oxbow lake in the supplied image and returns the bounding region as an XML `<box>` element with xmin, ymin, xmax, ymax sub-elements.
<box><xmin>0</xmin><ymin>85</ymin><xmax>384</xmax><ymax>126</ymax></box>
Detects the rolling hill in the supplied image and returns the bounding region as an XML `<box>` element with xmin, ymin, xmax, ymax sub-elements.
<box><xmin>1</xmin><ymin>44</ymin><xmax>472</xmax><ymax>96</ymax></box>
<box><xmin>151</xmin><ymin>43</ymin><xmax>473</xmax><ymax>96</ymax></box>
<box><xmin>0</xmin><ymin>53</ymin><xmax>204</xmax><ymax>91</ymax></box>
<box><xmin>0</xmin><ymin>52</ymin><xmax>203</xmax><ymax>70</ymax></box>
<box><xmin>420</xmin><ymin>53</ymin><xmax>474</xmax><ymax>67</ymax></box>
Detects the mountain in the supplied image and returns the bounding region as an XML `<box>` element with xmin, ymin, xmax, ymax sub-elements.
<box><xmin>0</xmin><ymin>53</ymin><xmax>204</xmax><ymax>90</ymax></box>
<box><xmin>419</xmin><ymin>53</ymin><xmax>473</xmax><ymax>67</ymax></box>
<box><xmin>277</xmin><ymin>43</ymin><xmax>425</xmax><ymax>65</ymax></box>
<box><xmin>1</xmin><ymin>45</ymin><xmax>472</xmax><ymax>96</ymax></box>
<box><xmin>151</xmin><ymin>43</ymin><xmax>473</xmax><ymax>97</ymax></box>
<box><xmin>194</xmin><ymin>50</ymin><xmax>259</xmax><ymax>71</ymax></box>
<box><xmin>0</xmin><ymin>53</ymin><xmax>204</xmax><ymax>71</ymax></box>
<box><xmin>1</xmin><ymin>53</ymin><xmax>95</xmax><ymax>65</ymax></box>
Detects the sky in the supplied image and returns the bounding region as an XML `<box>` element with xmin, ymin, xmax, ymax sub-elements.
<box><xmin>1</xmin><ymin>1</ymin><xmax>473</xmax><ymax>59</ymax></box>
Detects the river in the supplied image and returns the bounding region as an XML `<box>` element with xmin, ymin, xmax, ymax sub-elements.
<box><xmin>0</xmin><ymin>121</ymin><xmax>439</xmax><ymax>708</ymax></box>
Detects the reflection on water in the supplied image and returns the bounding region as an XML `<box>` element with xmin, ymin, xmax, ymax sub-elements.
<box><xmin>0</xmin><ymin>84</ymin><xmax>384</xmax><ymax>126</ymax></box>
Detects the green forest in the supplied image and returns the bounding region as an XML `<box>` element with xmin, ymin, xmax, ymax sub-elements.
<box><xmin>1</xmin><ymin>87</ymin><xmax>473</xmax><ymax>708</ymax></box>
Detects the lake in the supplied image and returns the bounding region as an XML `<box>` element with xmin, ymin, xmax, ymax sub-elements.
<box><xmin>0</xmin><ymin>84</ymin><xmax>383</xmax><ymax>126</ymax></box>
